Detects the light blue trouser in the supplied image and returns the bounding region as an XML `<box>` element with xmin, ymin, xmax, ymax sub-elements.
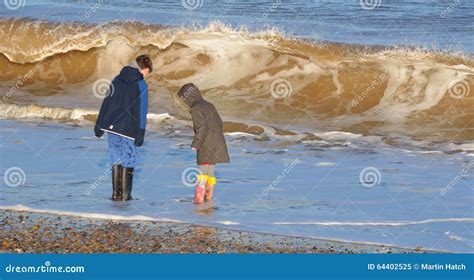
<box><xmin>107</xmin><ymin>133</ymin><xmax>138</xmax><ymax>168</ymax></box>
<box><xmin>199</xmin><ymin>164</ymin><xmax>215</xmax><ymax>177</ymax></box>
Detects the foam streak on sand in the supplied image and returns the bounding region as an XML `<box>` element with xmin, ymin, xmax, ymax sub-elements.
<box><xmin>273</xmin><ymin>218</ymin><xmax>474</xmax><ymax>227</ymax></box>
<box><xmin>2</xmin><ymin>205</ymin><xmax>473</xmax><ymax>228</ymax></box>
<box><xmin>0</xmin><ymin>205</ymin><xmax>183</xmax><ymax>223</ymax></box>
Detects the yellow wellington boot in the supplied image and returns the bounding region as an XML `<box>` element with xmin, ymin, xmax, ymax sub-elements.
<box><xmin>204</xmin><ymin>176</ymin><xmax>216</xmax><ymax>202</ymax></box>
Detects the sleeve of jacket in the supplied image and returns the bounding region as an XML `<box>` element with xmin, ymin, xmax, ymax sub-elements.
<box><xmin>93</xmin><ymin>93</ymin><xmax>107</xmax><ymax>138</ymax></box>
<box><xmin>94</xmin><ymin>113</ymin><xmax>104</xmax><ymax>138</ymax></box>
<box><xmin>191</xmin><ymin>107</ymin><xmax>208</xmax><ymax>150</ymax></box>
<box><xmin>134</xmin><ymin>80</ymin><xmax>148</xmax><ymax>146</ymax></box>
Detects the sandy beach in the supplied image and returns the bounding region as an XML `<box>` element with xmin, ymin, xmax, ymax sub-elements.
<box><xmin>0</xmin><ymin>209</ymin><xmax>429</xmax><ymax>254</ymax></box>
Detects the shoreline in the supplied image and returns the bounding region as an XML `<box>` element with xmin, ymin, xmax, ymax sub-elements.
<box><xmin>0</xmin><ymin>209</ymin><xmax>433</xmax><ymax>254</ymax></box>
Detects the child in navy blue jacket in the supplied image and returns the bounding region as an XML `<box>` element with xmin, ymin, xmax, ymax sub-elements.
<box><xmin>94</xmin><ymin>55</ymin><xmax>152</xmax><ymax>201</ymax></box>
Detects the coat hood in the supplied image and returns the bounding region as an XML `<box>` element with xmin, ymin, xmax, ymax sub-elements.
<box><xmin>118</xmin><ymin>61</ymin><xmax>143</xmax><ymax>82</ymax></box>
<box><xmin>177</xmin><ymin>83</ymin><xmax>203</xmax><ymax>107</ymax></box>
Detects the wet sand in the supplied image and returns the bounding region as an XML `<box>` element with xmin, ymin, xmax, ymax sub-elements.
<box><xmin>0</xmin><ymin>210</ymin><xmax>429</xmax><ymax>254</ymax></box>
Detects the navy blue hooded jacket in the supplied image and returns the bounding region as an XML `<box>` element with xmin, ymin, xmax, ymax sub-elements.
<box><xmin>94</xmin><ymin>63</ymin><xmax>148</xmax><ymax>146</ymax></box>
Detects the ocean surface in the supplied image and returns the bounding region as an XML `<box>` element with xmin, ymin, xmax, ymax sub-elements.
<box><xmin>1</xmin><ymin>0</ymin><xmax>473</xmax><ymax>52</ymax></box>
<box><xmin>0</xmin><ymin>1</ymin><xmax>473</xmax><ymax>252</ymax></box>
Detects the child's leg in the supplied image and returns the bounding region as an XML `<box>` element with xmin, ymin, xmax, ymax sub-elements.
<box><xmin>204</xmin><ymin>165</ymin><xmax>216</xmax><ymax>202</ymax></box>
<box><xmin>195</xmin><ymin>164</ymin><xmax>210</xmax><ymax>204</ymax></box>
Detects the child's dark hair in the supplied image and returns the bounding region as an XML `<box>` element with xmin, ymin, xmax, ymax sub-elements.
<box><xmin>136</xmin><ymin>55</ymin><xmax>153</xmax><ymax>73</ymax></box>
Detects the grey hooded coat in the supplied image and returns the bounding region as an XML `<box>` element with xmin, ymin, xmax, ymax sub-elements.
<box><xmin>177</xmin><ymin>83</ymin><xmax>230</xmax><ymax>165</ymax></box>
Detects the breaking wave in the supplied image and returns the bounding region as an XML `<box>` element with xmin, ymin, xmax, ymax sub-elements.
<box><xmin>1</xmin><ymin>18</ymin><xmax>473</xmax><ymax>143</ymax></box>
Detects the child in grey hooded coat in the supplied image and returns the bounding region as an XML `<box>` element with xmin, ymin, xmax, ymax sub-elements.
<box><xmin>177</xmin><ymin>83</ymin><xmax>230</xmax><ymax>203</ymax></box>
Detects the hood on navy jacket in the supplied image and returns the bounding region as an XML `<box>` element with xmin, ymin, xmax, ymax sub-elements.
<box><xmin>94</xmin><ymin>61</ymin><xmax>149</xmax><ymax>146</ymax></box>
<box><xmin>119</xmin><ymin>63</ymin><xmax>143</xmax><ymax>82</ymax></box>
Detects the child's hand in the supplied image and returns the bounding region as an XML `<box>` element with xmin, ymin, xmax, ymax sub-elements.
<box><xmin>192</xmin><ymin>147</ymin><xmax>197</xmax><ymax>152</ymax></box>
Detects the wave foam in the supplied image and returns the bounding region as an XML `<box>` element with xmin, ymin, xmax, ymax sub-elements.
<box><xmin>0</xmin><ymin>204</ymin><xmax>183</xmax><ymax>223</ymax></box>
<box><xmin>273</xmin><ymin>218</ymin><xmax>474</xmax><ymax>227</ymax></box>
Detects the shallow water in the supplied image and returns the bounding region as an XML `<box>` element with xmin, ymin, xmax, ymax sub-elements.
<box><xmin>1</xmin><ymin>119</ymin><xmax>472</xmax><ymax>252</ymax></box>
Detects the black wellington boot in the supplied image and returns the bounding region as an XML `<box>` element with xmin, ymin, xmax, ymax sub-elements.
<box><xmin>111</xmin><ymin>164</ymin><xmax>123</xmax><ymax>201</ymax></box>
<box><xmin>122</xmin><ymin>167</ymin><xmax>134</xmax><ymax>201</ymax></box>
